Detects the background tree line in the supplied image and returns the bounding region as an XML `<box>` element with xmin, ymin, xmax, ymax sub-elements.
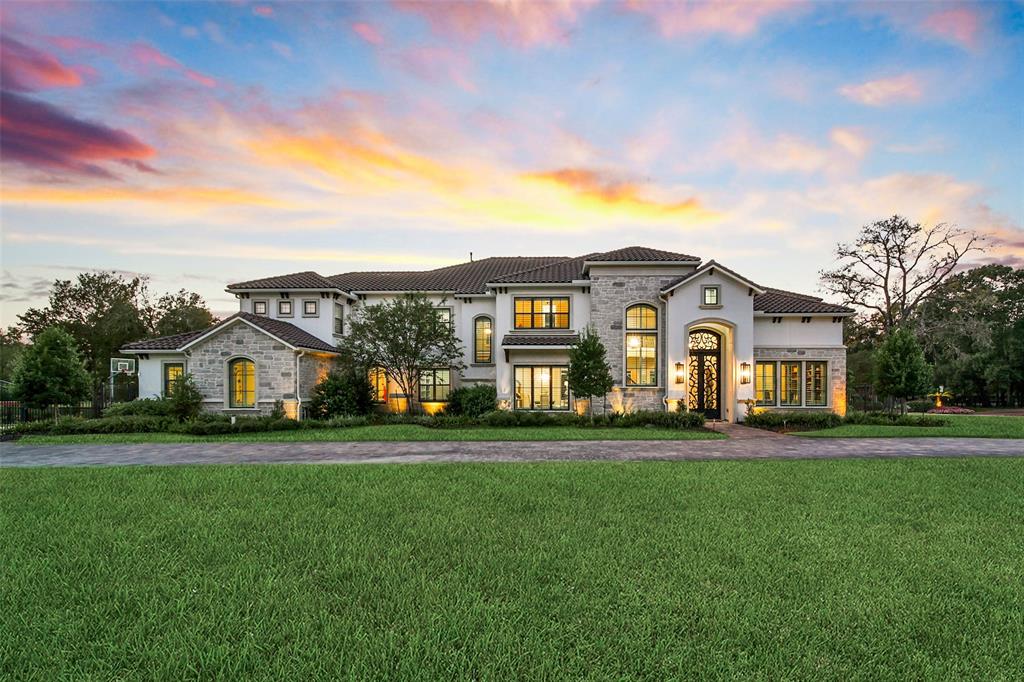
<box><xmin>822</xmin><ymin>216</ymin><xmax>1023</xmax><ymax>409</ymax></box>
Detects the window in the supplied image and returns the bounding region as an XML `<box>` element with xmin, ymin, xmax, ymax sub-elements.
<box><xmin>419</xmin><ymin>368</ymin><xmax>451</xmax><ymax>402</ymax></box>
<box><xmin>625</xmin><ymin>304</ymin><xmax>658</xmax><ymax>386</ymax></box>
<box><xmin>755</xmin><ymin>361</ymin><xmax>776</xmax><ymax>406</ymax></box>
<box><xmin>805</xmin><ymin>361</ymin><xmax>828</xmax><ymax>406</ymax></box>
<box><xmin>253</xmin><ymin>300</ymin><xmax>268</xmax><ymax>316</ymax></box>
<box><xmin>369</xmin><ymin>367</ymin><xmax>387</xmax><ymax>403</ymax></box>
<box><xmin>702</xmin><ymin>286</ymin><xmax>720</xmax><ymax>306</ymax></box>
<box><xmin>229</xmin><ymin>358</ymin><xmax>255</xmax><ymax>408</ymax></box>
<box><xmin>780</xmin><ymin>361</ymin><xmax>802</xmax><ymax>406</ymax></box>
<box><xmin>163</xmin><ymin>363</ymin><xmax>184</xmax><ymax>396</ymax></box>
<box><xmin>435</xmin><ymin>307</ymin><xmax>453</xmax><ymax>331</ymax></box>
<box><xmin>334</xmin><ymin>303</ymin><xmax>344</xmax><ymax>335</ymax></box>
<box><xmin>514</xmin><ymin>297</ymin><xmax>570</xmax><ymax>329</ymax></box>
<box><xmin>474</xmin><ymin>316</ymin><xmax>493</xmax><ymax>363</ymax></box>
<box><xmin>303</xmin><ymin>300</ymin><xmax>318</xmax><ymax>317</ymax></box>
<box><xmin>514</xmin><ymin>366</ymin><xmax>569</xmax><ymax>410</ymax></box>
<box><xmin>277</xmin><ymin>300</ymin><xmax>293</xmax><ymax>317</ymax></box>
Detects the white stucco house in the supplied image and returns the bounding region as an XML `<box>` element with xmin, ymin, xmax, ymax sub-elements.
<box><xmin>121</xmin><ymin>246</ymin><xmax>853</xmax><ymax>421</ymax></box>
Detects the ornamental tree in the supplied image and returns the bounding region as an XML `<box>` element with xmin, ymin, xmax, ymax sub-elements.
<box><xmin>567</xmin><ymin>326</ymin><xmax>614</xmax><ymax>418</ymax></box>
<box><xmin>343</xmin><ymin>294</ymin><xmax>464</xmax><ymax>414</ymax></box>
<box><xmin>11</xmin><ymin>327</ymin><xmax>92</xmax><ymax>409</ymax></box>
<box><xmin>874</xmin><ymin>327</ymin><xmax>931</xmax><ymax>415</ymax></box>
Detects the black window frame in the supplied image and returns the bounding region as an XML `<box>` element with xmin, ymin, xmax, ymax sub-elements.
<box><xmin>702</xmin><ymin>285</ymin><xmax>720</xmax><ymax>306</ymax></box>
<box><xmin>277</xmin><ymin>299</ymin><xmax>293</xmax><ymax>317</ymax></box>
<box><xmin>779</xmin><ymin>361</ymin><xmax>802</xmax><ymax>406</ymax></box>
<box><xmin>418</xmin><ymin>368</ymin><xmax>451</xmax><ymax>402</ymax></box>
<box><xmin>228</xmin><ymin>357</ymin><xmax>256</xmax><ymax>409</ymax></box>
<box><xmin>513</xmin><ymin>296</ymin><xmax>570</xmax><ymax>330</ymax></box>
<box><xmin>253</xmin><ymin>300</ymin><xmax>268</xmax><ymax>316</ymax></box>
<box><xmin>302</xmin><ymin>299</ymin><xmax>318</xmax><ymax>317</ymax></box>
<box><xmin>474</xmin><ymin>316</ymin><xmax>493</xmax><ymax>364</ymax></box>
<box><xmin>514</xmin><ymin>365</ymin><xmax>570</xmax><ymax>411</ymax></box>
<box><xmin>755</xmin><ymin>361</ymin><xmax>777</xmax><ymax>406</ymax></box>
<box><xmin>163</xmin><ymin>362</ymin><xmax>184</xmax><ymax>397</ymax></box>
<box><xmin>805</xmin><ymin>361</ymin><xmax>828</xmax><ymax>407</ymax></box>
<box><xmin>333</xmin><ymin>303</ymin><xmax>344</xmax><ymax>335</ymax></box>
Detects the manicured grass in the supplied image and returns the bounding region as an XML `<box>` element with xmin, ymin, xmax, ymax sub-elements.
<box><xmin>3</xmin><ymin>460</ymin><xmax>1023</xmax><ymax>679</ymax></box>
<box><xmin>801</xmin><ymin>414</ymin><xmax>1024</xmax><ymax>439</ymax></box>
<box><xmin>13</xmin><ymin>424</ymin><xmax>725</xmax><ymax>445</ymax></box>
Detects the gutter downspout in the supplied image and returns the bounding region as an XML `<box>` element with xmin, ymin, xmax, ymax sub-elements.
<box><xmin>295</xmin><ymin>351</ymin><xmax>305</xmax><ymax>421</ymax></box>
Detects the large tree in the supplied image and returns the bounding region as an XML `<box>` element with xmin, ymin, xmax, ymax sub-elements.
<box><xmin>11</xmin><ymin>327</ymin><xmax>92</xmax><ymax>409</ymax></box>
<box><xmin>873</xmin><ymin>327</ymin><xmax>931</xmax><ymax>414</ymax></box>
<box><xmin>820</xmin><ymin>216</ymin><xmax>984</xmax><ymax>334</ymax></box>
<box><xmin>152</xmin><ymin>290</ymin><xmax>216</xmax><ymax>337</ymax></box>
<box><xmin>343</xmin><ymin>294</ymin><xmax>464</xmax><ymax>414</ymax></box>
<box><xmin>567</xmin><ymin>327</ymin><xmax>614</xmax><ymax>418</ymax></box>
<box><xmin>0</xmin><ymin>326</ymin><xmax>27</xmax><ymax>384</ymax></box>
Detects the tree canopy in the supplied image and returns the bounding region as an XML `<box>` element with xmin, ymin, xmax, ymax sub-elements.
<box><xmin>11</xmin><ymin>327</ymin><xmax>92</xmax><ymax>409</ymax></box>
<box><xmin>873</xmin><ymin>327</ymin><xmax>931</xmax><ymax>413</ymax></box>
<box><xmin>567</xmin><ymin>327</ymin><xmax>614</xmax><ymax>416</ymax></box>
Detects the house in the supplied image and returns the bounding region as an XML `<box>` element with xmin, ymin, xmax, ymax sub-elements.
<box><xmin>120</xmin><ymin>246</ymin><xmax>854</xmax><ymax>421</ymax></box>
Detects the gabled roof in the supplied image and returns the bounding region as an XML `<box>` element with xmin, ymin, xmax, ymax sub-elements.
<box><xmin>753</xmin><ymin>289</ymin><xmax>854</xmax><ymax>315</ymax></box>
<box><xmin>660</xmin><ymin>260</ymin><xmax>765</xmax><ymax>295</ymax></box>
<box><xmin>329</xmin><ymin>256</ymin><xmax>568</xmax><ymax>295</ymax></box>
<box><xmin>227</xmin><ymin>271</ymin><xmax>341</xmax><ymax>291</ymax></box>
<box><xmin>584</xmin><ymin>246</ymin><xmax>700</xmax><ymax>264</ymax></box>
<box><xmin>121</xmin><ymin>312</ymin><xmax>339</xmax><ymax>354</ymax></box>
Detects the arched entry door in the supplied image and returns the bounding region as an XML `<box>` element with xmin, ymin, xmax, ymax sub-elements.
<box><xmin>687</xmin><ymin>329</ymin><xmax>721</xmax><ymax>419</ymax></box>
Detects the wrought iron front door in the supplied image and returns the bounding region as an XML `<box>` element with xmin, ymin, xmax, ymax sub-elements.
<box><xmin>687</xmin><ymin>330</ymin><xmax>721</xmax><ymax>419</ymax></box>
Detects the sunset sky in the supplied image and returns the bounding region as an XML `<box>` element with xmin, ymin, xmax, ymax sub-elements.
<box><xmin>1</xmin><ymin>1</ymin><xmax>1022</xmax><ymax>324</ymax></box>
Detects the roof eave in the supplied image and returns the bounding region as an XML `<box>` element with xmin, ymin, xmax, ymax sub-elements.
<box><xmin>753</xmin><ymin>311</ymin><xmax>855</xmax><ymax>317</ymax></box>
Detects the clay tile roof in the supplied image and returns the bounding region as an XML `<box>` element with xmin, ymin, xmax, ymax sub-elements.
<box><xmin>586</xmin><ymin>246</ymin><xmax>701</xmax><ymax>262</ymax></box>
<box><xmin>330</xmin><ymin>256</ymin><xmax>569</xmax><ymax>294</ymax></box>
<box><xmin>227</xmin><ymin>271</ymin><xmax>339</xmax><ymax>291</ymax></box>
<box><xmin>501</xmin><ymin>334</ymin><xmax>579</xmax><ymax>347</ymax></box>
<box><xmin>754</xmin><ymin>288</ymin><xmax>854</xmax><ymax>314</ymax></box>
<box><xmin>120</xmin><ymin>312</ymin><xmax>339</xmax><ymax>353</ymax></box>
<box><xmin>120</xmin><ymin>329</ymin><xmax>205</xmax><ymax>351</ymax></box>
<box><xmin>490</xmin><ymin>255</ymin><xmax>591</xmax><ymax>284</ymax></box>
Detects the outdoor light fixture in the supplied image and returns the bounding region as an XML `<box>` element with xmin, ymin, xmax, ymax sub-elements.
<box><xmin>674</xmin><ymin>362</ymin><xmax>685</xmax><ymax>384</ymax></box>
<box><xmin>739</xmin><ymin>362</ymin><xmax>752</xmax><ymax>384</ymax></box>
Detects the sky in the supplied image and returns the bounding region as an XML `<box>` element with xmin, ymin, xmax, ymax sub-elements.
<box><xmin>1</xmin><ymin>0</ymin><xmax>1022</xmax><ymax>324</ymax></box>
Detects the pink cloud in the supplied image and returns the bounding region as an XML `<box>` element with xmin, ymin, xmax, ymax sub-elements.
<box><xmin>253</xmin><ymin>5</ymin><xmax>274</xmax><ymax>18</ymax></box>
<box><xmin>129</xmin><ymin>42</ymin><xmax>217</xmax><ymax>88</ymax></box>
<box><xmin>624</xmin><ymin>0</ymin><xmax>800</xmax><ymax>38</ymax></box>
<box><xmin>391</xmin><ymin>47</ymin><xmax>476</xmax><ymax>92</ymax></box>
<box><xmin>839</xmin><ymin>74</ymin><xmax>923</xmax><ymax>107</ymax></box>
<box><xmin>393</xmin><ymin>0</ymin><xmax>593</xmax><ymax>48</ymax></box>
<box><xmin>921</xmin><ymin>7</ymin><xmax>981</xmax><ymax>49</ymax></box>
<box><xmin>1</xmin><ymin>35</ymin><xmax>83</xmax><ymax>91</ymax></box>
<box><xmin>352</xmin><ymin>22</ymin><xmax>384</xmax><ymax>46</ymax></box>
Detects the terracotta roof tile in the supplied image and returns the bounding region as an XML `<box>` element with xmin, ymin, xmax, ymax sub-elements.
<box><xmin>120</xmin><ymin>312</ymin><xmax>339</xmax><ymax>353</ymax></box>
<box><xmin>586</xmin><ymin>246</ymin><xmax>700</xmax><ymax>262</ymax></box>
<box><xmin>501</xmin><ymin>334</ymin><xmax>579</xmax><ymax>347</ymax></box>
<box><xmin>227</xmin><ymin>271</ymin><xmax>339</xmax><ymax>291</ymax></box>
<box><xmin>754</xmin><ymin>289</ymin><xmax>854</xmax><ymax>314</ymax></box>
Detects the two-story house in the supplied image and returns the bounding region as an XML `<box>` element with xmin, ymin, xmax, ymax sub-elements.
<box><xmin>121</xmin><ymin>246</ymin><xmax>853</xmax><ymax>421</ymax></box>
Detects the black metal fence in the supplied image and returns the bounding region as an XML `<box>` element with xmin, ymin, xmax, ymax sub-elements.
<box><xmin>0</xmin><ymin>377</ymin><xmax>138</xmax><ymax>432</ymax></box>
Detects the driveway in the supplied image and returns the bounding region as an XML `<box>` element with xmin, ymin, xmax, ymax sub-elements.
<box><xmin>2</xmin><ymin>436</ymin><xmax>1022</xmax><ymax>467</ymax></box>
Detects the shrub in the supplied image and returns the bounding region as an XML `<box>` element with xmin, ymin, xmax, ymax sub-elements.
<box><xmin>614</xmin><ymin>410</ymin><xmax>705</xmax><ymax>429</ymax></box>
<box><xmin>105</xmin><ymin>398</ymin><xmax>175</xmax><ymax>417</ymax></box>
<box><xmin>172</xmin><ymin>416</ymin><xmax>302</xmax><ymax>436</ymax></box>
<box><xmin>744</xmin><ymin>410</ymin><xmax>842</xmax><ymax>432</ymax></box>
<box><xmin>907</xmin><ymin>400</ymin><xmax>933</xmax><ymax>413</ymax></box>
<box><xmin>445</xmin><ymin>384</ymin><xmax>497</xmax><ymax>417</ymax></box>
<box><xmin>928</xmin><ymin>406</ymin><xmax>975</xmax><ymax>414</ymax></box>
<box><xmin>479</xmin><ymin>410</ymin><xmax>518</xmax><ymax>427</ymax></box>
<box><xmin>14</xmin><ymin>415</ymin><xmax>173</xmax><ymax>435</ymax></box>
<box><xmin>842</xmin><ymin>411</ymin><xmax>948</xmax><ymax>427</ymax></box>
<box><xmin>169</xmin><ymin>375</ymin><xmax>203</xmax><ymax>422</ymax></box>
<box><xmin>308</xmin><ymin>368</ymin><xmax>375</xmax><ymax>419</ymax></box>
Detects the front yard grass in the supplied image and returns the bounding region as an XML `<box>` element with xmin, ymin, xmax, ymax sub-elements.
<box><xmin>2</xmin><ymin>459</ymin><xmax>1022</xmax><ymax>679</ymax></box>
<box><xmin>13</xmin><ymin>423</ymin><xmax>726</xmax><ymax>445</ymax></box>
<box><xmin>800</xmin><ymin>414</ymin><xmax>1024</xmax><ymax>439</ymax></box>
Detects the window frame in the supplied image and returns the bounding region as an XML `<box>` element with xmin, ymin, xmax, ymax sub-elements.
<box><xmin>162</xmin><ymin>362</ymin><xmax>184</xmax><ymax>397</ymax></box>
<box><xmin>368</xmin><ymin>367</ymin><xmax>388</xmax><ymax>403</ymax></box>
<box><xmin>754</xmin><ymin>361</ymin><xmax>776</xmax><ymax>406</ymax></box>
<box><xmin>302</xmin><ymin>299</ymin><xmax>318</xmax><ymax>317</ymax></box>
<box><xmin>805</xmin><ymin>361</ymin><xmax>828</xmax><ymax>407</ymax></box>
<box><xmin>418</xmin><ymin>368</ymin><xmax>451</xmax><ymax>403</ymax></box>
<box><xmin>277</xmin><ymin>299</ymin><xmax>293</xmax><ymax>317</ymax></box>
<box><xmin>701</xmin><ymin>285</ymin><xmax>721</xmax><ymax>307</ymax></box>
<box><xmin>779</xmin><ymin>361</ymin><xmax>803</xmax><ymax>407</ymax></box>
<box><xmin>435</xmin><ymin>307</ymin><xmax>454</xmax><ymax>332</ymax></box>
<box><xmin>333</xmin><ymin>303</ymin><xmax>344</xmax><ymax>335</ymax></box>
<box><xmin>473</xmin><ymin>315</ymin><xmax>493</xmax><ymax>364</ymax></box>
<box><xmin>253</xmin><ymin>300</ymin><xmax>268</xmax><ymax>316</ymax></box>
<box><xmin>513</xmin><ymin>365</ymin><xmax>570</xmax><ymax>411</ymax></box>
<box><xmin>513</xmin><ymin>296</ymin><xmax>571</xmax><ymax>330</ymax></box>
<box><xmin>624</xmin><ymin>303</ymin><xmax>658</xmax><ymax>387</ymax></box>
<box><xmin>227</xmin><ymin>357</ymin><xmax>256</xmax><ymax>409</ymax></box>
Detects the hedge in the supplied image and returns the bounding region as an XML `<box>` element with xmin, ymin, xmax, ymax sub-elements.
<box><xmin>841</xmin><ymin>411</ymin><xmax>948</xmax><ymax>427</ymax></box>
<box><xmin>742</xmin><ymin>411</ymin><xmax>843</xmax><ymax>431</ymax></box>
<box><xmin>104</xmin><ymin>398</ymin><xmax>176</xmax><ymax>418</ymax></box>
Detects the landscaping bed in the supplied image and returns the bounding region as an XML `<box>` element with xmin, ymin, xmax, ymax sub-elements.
<box><xmin>3</xmin><ymin>459</ymin><xmax>1022</xmax><ymax>679</ymax></box>
<box><xmin>799</xmin><ymin>414</ymin><xmax>1024</xmax><ymax>439</ymax></box>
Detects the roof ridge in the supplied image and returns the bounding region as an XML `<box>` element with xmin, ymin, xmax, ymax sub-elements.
<box><xmin>490</xmin><ymin>253</ymin><xmax>594</xmax><ymax>283</ymax></box>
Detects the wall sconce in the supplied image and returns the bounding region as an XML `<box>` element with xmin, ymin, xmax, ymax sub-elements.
<box><xmin>674</xmin><ymin>362</ymin><xmax>685</xmax><ymax>384</ymax></box>
<box><xmin>739</xmin><ymin>362</ymin><xmax>752</xmax><ymax>384</ymax></box>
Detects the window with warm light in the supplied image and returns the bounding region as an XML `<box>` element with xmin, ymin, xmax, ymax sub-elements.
<box><xmin>163</xmin><ymin>363</ymin><xmax>184</xmax><ymax>396</ymax></box>
<box><xmin>514</xmin><ymin>365</ymin><xmax>569</xmax><ymax>410</ymax></box>
<box><xmin>780</xmin><ymin>361</ymin><xmax>802</xmax><ymax>406</ymax></box>
<box><xmin>805</xmin><ymin>361</ymin><xmax>828</xmax><ymax>406</ymax></box>
<box><xmin>228</xmin><ymin>358</ymin><xmax>255</xmax><ymax>408</ymax></box>
<box><xmin>755</xmin><ymin>361</ymin><xmax>776</xmax><ymax>405</ymax></box>
<box><xmin>368</xmin><ymin>367</ymin><xmax>387</xmax><ymax>403</ymax></box>
<box><xmin>474</xmin><ymin>316</ymin><xmax>493</xmax><ymax>363</ymax></box>
<box><xmin>625</xmin><ymin>303</ymin><xmax>657</xmax><ymax>386</ymax></box>
<box><xmin>419</xmin><ymin>368</ymin><xmax>450</xmax><ymax>402</ymax></box>
<box><xmin>702</xmin><ymin>286</ymin><xmax>720</xmax><ymax>306</ymax></box>
<box><xmin>513</xmin><ymin>297</ymin><xmax>570</xmax><ymax>329</ymax></box>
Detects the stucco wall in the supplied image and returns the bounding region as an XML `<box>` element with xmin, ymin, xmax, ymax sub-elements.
<box><xmin>239</xmin><ymin>291</ymin><xmax>343</xmax><ymax>346</ymax></box>
<box><xmin>752</xmin><ymin>317</ymin><xmax>843</xmax><ymax>346</ymax></box>
<box><xmin>136</xmin><ymin>353</ymin><xmax>186</xmax><ymax>399</ymax></box>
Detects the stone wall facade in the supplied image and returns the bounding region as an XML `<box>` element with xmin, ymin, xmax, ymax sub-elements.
<box><xmin>299</xmin><ymin>353</ymin><xmax>335</xmax><ymax>400</ymax></box>
<box><xmin>752</xmin><ymin>346</ymin><xmax>847</xmax><ymax>415</ymax></box>
<box><xmin>588</xmin><ymin>274</ymin><xmax>678</xmax><ymax>414</ymax></box>
<box><xmin>189</xmin><ymin>322</ymin><xmax>301</xmax><ymax>415</ymax></box>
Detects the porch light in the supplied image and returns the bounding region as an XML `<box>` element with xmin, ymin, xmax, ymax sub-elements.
<box><xmin>739</xmin><ymin>362</ymin><xmax>752</xmax><ymax>384</ymax></box>
<box><xmin>674</xmin><ymin>362</ymin><xmax>685</xmax><ymax>384</ymax></box>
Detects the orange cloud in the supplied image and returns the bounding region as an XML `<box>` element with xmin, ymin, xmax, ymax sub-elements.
<box><xmin>2</xmin><ymin>185</ymin><xmax>284</xmax><ymax>207</ymax></box>
<box><xmin>393</xmin><ymin>0</ymin><xmax>593</xmax><ymax>47</ymax></box>
<box><xmin>625</xmin><ymin>0</ymin><xmax>800</xmax><ymax>38</ymax></box>
<box><xmin>839</xmin><ymin>74</ymin><xmax>923</xmax><ymax>107</ymax></box>
<box><xmin>1</xmin><ymin>35</ymin><xmax>84</xmax><ymax>91</ymax></box>
<box><xmin>352</xmin><ymin>22</ymin><xmax>383</xmax><ymax>45</ymax></box>
<box><xmin>829</xmin><ymin>127</ymin><xmax>870</xmax><ymax>159</ymax></box>
<box><xmin>522</xmin><ymin>168</ymin><xmax>708</xmax><ymax>218</ymax></box>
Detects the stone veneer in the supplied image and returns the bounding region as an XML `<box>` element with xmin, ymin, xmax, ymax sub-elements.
<box><xmin>753</xmin><ymin>346</ymin><xmax>847</xmax><ymax>415</ymax></box>
<box><xmin>588</xmin><ymin>274</ymin><xmax>678</xmax><ymax>414</ymax></box>
<box><xmin>188</xmin><ymin>321</ymin><xmax>334</xmax><ymax>414</ymax></box>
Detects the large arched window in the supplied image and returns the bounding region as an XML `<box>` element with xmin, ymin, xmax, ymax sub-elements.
<box><xmin>228</xmin><ymin>357</ymin><xmax>255</xmax><ymax>408</ymax></box>
<box><xmin>625</xmin><ymin>304</ymin><xmax>658</xmax><ymax>386</ymax></box>
<box><xmin>474</xmin><ymin>316</ymin><xmax>493</xmax><ymax>364</ymax></box>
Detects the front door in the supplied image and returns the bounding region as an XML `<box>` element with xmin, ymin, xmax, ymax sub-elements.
<box><xmin>687</xmin><ymin>329</ymin><xmax>721</xmax><ymax>419</ymax></box>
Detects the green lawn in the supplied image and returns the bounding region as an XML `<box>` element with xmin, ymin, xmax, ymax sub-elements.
<box><xmin>3</xmin><ymin>460</ymin><xmax>1023</xmax><ymax>679</ymax></box>
<box><xmin>13</xmin><ymin>424</ymin><xmax>724</xmax><ymax>445</ymax></box>
<box><xmin>801</xmin><ymin>414</ymin><xmax>1024</xmax><ymax>439</ymax></box>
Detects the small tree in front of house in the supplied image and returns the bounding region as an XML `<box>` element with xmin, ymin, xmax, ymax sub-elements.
<box><xmin>567</xmin><ymin>326</ymin><xmax>614</xmax><ymax>419</ymax></box>
<box><xmin>343</xmin><ymin>294</ymin><xmax>464</xmax><ymax>414</ymax></box>
<box><xmin>308</xmin><ymin>365</ymin><xmax>376</xmax><ymax>418</ymax></box>
<box><xmin>11</xmin><ymin>327</ymin><xmax>91</xmax><ymax>410</ymax></box>
<box><xmin>874</xmin><ymin>327</ymin><xmax>931</xmax><ymax>415</ymax></box>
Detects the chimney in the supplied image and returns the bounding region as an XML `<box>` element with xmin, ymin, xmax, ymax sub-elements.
<box><xmin>469</xmin><ymin>251</ymin><xmax>474</xmax><ymax>262</ymax></box>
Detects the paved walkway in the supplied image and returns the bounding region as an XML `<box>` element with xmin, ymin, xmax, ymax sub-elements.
<box><xmin>2</xmin><ymin>436</ymin><xmax>1021</xmax><ymax>467</ymax></box>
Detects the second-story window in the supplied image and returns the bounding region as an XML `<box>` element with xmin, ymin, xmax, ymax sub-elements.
<box><xmin>334</xmin><ymin>303</ymin><xmax>344</xmax><ymax>335</ymax></box>
<box><xmin>303</xmin><ymin>300</ymin><xmax>318</xmax><ymax>317</ymax></box>
<box><xmin>435</xmin><ymin>307</ymin><xmax>453</xmax><ymax>331</ymax></box>
<box><xmin>474</xmin><ymin>316</ymin><xmax>493</xmax><ymax>363</ymax></box>
<box><xmin>253</xmin><ymin>300</ymin><xmax>268</xmax><ymax>316</ymax></box>
<box><xmin>278</xmin><ymin>300</ymin><xmax>293</xmax><ymax>317</ymax></box>
<box><xmin>514</xmin><ymin>296</ymin><xmax>569</xmax><ymax>329</ymax></box>
<box><xmin>702</xmin><ymin>286</ymin><xmax>720</xmax><ymax>306</ymax></box>
<box><xmin>625</xmin><ymin>304</ymin><xmax>658</xmax><ymax>386</ymax></box>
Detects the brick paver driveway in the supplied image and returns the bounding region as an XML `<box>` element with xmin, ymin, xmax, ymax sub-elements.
<box><xmin>2</xmin><ymin>436</ymin><xmax>1021</xmax><ymax>467</ymax></box>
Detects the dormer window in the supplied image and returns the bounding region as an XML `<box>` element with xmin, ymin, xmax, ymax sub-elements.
<box><xmin>278</xmin><ymin>300</ymin><xmax>293</xmax><ymax>317</ymax></box>
<box><xmin>701</xmin><ymin>285</ymin><xmax>720</xmax><ymax>307</ymax></box>
<box><xmin>253</xmin><ymin>300</ymin><xmax>268</xmax><ymax>316</ymax></box>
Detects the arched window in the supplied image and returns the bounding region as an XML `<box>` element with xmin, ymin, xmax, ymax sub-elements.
<box><xmin>474</xmin><ymin>316</ymin><xmax>493</xmax><ymax>364</ymax></box>
<box><xmin>625</xmin><ymin>304</ymin><xmax>658</xmax><ymax>386</ymax></box>
<box><xmin>228</xmin><ymin>358</ymin><xmax>255</xmax><ymax>408</ymax></box>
